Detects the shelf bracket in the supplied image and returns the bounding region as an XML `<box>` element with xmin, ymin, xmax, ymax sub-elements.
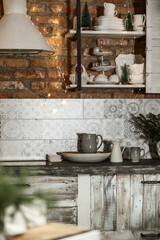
<box><xmin>76</xmin><ymin>0</ymin><xmax>81</xmax><ymax>91</ymax></box>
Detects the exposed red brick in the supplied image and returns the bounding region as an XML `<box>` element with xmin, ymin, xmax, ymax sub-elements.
<box><xmin>31</xmin><ymin>82</ymin><xmax>45</xmax><ymax>90</ymax></box>
<box><xmin>0</xmin><ymin>59</ymin><xmax>28</xmax><ymax>67</ymax></box>
<box><xmin>13</xmin><ymin>92</ymin><xmax>40</xmax><ymax>98</ymax></box>
<box><xmin>29</xmin><ymin>4</ymin><xmax>45</xmax><ymax>13</ymax></box>
<box><xmin>0</xmin><ymin>81</ymin><xmax>24</xmax><ymax>90</ymax></box>
<box><xmin>31</xmin><ymin>58</ymin><xmax>62</xmax><ymax>68</ymax></box>
<box><xmin>0</xmin><ymin>92</ymin><xmax>10</xmax><ymax>98</ymax></box>
<box><xmin>14</xmin><ymin>70</ymin><xmax>45</xmax><ymax>79</ymax></box>
<box><xmin>35</xmin><ymin>16</ymin><xmax>66</xmax><ymax>25</ymax></box>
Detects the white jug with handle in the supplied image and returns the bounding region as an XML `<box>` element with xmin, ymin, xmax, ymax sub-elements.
<box><xmin>110</xmin><ymin>140</ymin><xmax>125</xmax><ymax>163</ymax></box>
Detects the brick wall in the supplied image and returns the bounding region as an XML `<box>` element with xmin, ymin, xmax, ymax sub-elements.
<box><xmin>0</xmin><ymin>0</ymin><xmax>159</xmax><ymax>99</ymax></box>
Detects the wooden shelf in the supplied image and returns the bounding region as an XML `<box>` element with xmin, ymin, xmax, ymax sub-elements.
<box><xmin>65</xmin><ymin>29</ymin><xmax>145</xmax><ymax>39</ymax></box>
<box><xmin>68</xmin><ymin>84</ymin><xmax>145</xmax><ymax>89</ymax></box>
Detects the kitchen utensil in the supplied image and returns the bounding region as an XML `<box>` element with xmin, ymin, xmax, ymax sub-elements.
<box><xmin>110</xmin><ymin>140</ymin><xmax>125</xmax><ymax>163</ymax></box>
<box><xmin>62</xmin><ymin>152</ymin><xmax>111</xmax><ymax>163</ymax></box>
<box><xmin>81</xmin><ymin>133</ymin><xmax>103</xmax><ymax>153</ymax></box>
<box><xmin>130</xmin><ymin>147</ymin><xmax>145</xmax><ymax>162</ymax></box>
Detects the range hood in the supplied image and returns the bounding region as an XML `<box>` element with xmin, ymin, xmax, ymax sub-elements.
<box><xmin>0</xmin><ymin>0</ymin><xmax>55</xmax><ymax>53</ymax></box>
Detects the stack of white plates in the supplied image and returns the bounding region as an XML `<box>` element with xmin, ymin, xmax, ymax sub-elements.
<box><xmin>96</xmin><ymin>16</ymin><xmax>125</xmax><ymax>31</ymax></box>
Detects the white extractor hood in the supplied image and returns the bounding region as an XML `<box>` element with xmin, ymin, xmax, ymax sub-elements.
<box><xmin>0</xmin><ymin>0</ymin><xmax>55</xmax><ymax>53</ymax></box>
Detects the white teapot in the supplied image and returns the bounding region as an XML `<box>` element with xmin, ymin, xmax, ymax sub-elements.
<box><xmin>110</xmin><ymin>140</ymin><xmax>125</xmax><ymax>163</ymax></box>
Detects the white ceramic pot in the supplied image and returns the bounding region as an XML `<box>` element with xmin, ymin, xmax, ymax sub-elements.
<box><xmin>156</xmin><ymin>142</ymin><xmax>160</xmax><ymax>158</ymax></box>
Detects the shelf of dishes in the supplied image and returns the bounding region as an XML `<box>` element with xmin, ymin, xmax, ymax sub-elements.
<box><xmin>65</xmin><ymin>29</ymin><xmax>145</xmax><ymax>39</ymax></box>
<box><xmin>67</xmin><ymin>84</ymin><xmax>145</xmax><ymax>89</ymax></box>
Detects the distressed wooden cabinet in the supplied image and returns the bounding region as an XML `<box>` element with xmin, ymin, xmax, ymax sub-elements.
<box><xmin>26</xmin><ymin>173</ymin><xmax>160</xmax><ymax>232</ymax></box>
<box><xmin>146</xmin><ymin>0</ymin><xmax>160</xmax><ymax>93</ymax></box>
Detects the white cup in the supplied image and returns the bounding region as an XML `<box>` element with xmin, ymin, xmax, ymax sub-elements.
<box><xmin>133</xmin><ymin>14</ymin><xmax>146</xmax><ymax>31</ymax></box>
<box><xmin>104</xmin><ymin>3</ymin><xmax>117</xmax><ymax>17</ymax></box>
<box><xmin>69</xmin><ymin>74</ymin><xmax>76</xmax><ymax>84</ymax></box>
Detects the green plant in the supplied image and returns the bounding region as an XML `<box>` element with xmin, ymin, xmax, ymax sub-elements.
<box><xmin>81</xmin><ymin>1</ymin><xmax>92</xmax><ymax>28</ymax></box>
<box><xmin>131</xmin><ymin>113</ymin><xmax>160</xmax><ymax>143</ymax></box>
<box><xmin>125</xmin><ymin>11</ymin><xmax>133</xmax><ymax>31</ymax></box>
<box><xmin>0</xmin><ymin>166</ymin><xmax>56</xmax><ymax>234</ymax></box>
<box><xmin>120</xmin><ymin>64</ymin><xmax>129</xmax><ymax>84</ymax></box>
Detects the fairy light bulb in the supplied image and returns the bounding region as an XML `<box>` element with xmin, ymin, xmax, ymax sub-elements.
<box><xmin>62</xmin><ymin>100</ymin><xmax>67</xmax><ymax>105</ymax></box>
<box><xmin>48</xmin><ymin>93</ymin><xmax>51</xmax><ymax>98</ymax></box>
<box><xmin>53</xmin><ymin>108</ymin><xmax>58</xmax><ymax>113</ymax></box>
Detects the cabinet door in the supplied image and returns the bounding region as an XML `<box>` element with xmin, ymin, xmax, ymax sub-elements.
<box><xmin>26</xmin><ymin>176</ymin><xmax>78</xmax><ymax>225</ymax></box>
<box><xmin>146</xmin><ymin>0</ymin><xmax>160</xmax><ymax>93</ymax></box>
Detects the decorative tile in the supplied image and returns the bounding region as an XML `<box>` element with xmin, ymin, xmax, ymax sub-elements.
<box><xmin>1</xmin><ymin>140</ymin><xmax>22</xmax><ymax>160</ymax></box>
<box><xmin>124</xmin><ymin>120</ymin><xmax>140</xmax><ymax>140</ymax></box>
<box><xmin>43</xmin><ymin>120</ymin><xmax>104</xmax><ymax>140</ymax></box>
<box><xmin>1</xmin><ymin>120</ymin><xmax>22</xmax><ymax>139</ymax></box>
<box><xmin>21</xmin><ymin>99</ymin><xmax>83</xmax><ymax>119</ymax></box>
<box><xmin>84</xmin><ymin>99</ymin><xmax>104</xmax><ymax>119</ymax></box>
<box><xmin>0</xmin><ymin>99</ymin><xmax>23</xmax><ymax>120</ymax></box>
<box><xmin>143</xmin><ymin>99</ymin><xmax>160</xmax><ymax>115</ymax></box>
<box><xmin>124</xmin><ymin>99</ymin><xmax>144</xmax><ymax>119</ymax></box>
<box><xmin>44</xmin><ymin>140</ymin><xmax>77</xmax><ymax>154</ymax></box>
<box><xmin>22</xmin><ymin>140</ymin><xmax>45</xmax><ymax>159</ymax></box>
<box><xmin>103</xmin><ymin>119</ymin><xmax>124</xmax><ymax>139</ymax></box>
<box><xmin>21</xmin><ymin>120</ymin><xmax>44</xmax><ymax>139</ymax></box>
<box><xmin>104</xmin><ymin>99</ymin><xmax>124</xmax><ymax>119</ymax></box>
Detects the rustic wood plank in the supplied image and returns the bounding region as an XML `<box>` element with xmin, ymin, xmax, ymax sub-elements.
<box><xmin>26</xmin><ymin>176</ymin><xmax>78</xmax><ymax>195</ymax></box>
<box><xmin>90</xmin><ymin>175</ymin><xmax>104</xmax><ymax>231</ymax></box>
<box><xmin>103</xmin><ymin>175</ymin><xmax>116</xmax><ymax>231</ymax></box>
<box><xmin>78</xmin><ymin>175</ymin><xmax>91</xmax><ymax>229</ymax></box>
<box><xmin>116</xmin><ymin>174</ymin><xmax>130</xmax><ymax>231</ymax></box>
<box><xmin>130</xmin><ymin>174</ymin><xmax>143</xmax><ymax>230</ymax></box>
<box><xmin>47</xmin><ymin>207</ymin><xmax>77</xmax><ymax>225</ymax></box>
<box><xmin>143</xmin><ymin>174</ymin><xmax>157</xmax><ymax>230</ymax></box>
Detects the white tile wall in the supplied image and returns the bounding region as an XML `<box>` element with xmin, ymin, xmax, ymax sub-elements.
<box><xmin>0</xmin><ymin>99</ymin><xmax>159</xmax><ymax>160</ymax></box>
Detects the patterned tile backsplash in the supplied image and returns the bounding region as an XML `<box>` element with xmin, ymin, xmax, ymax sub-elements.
<box><xmin>0</xmin><ymin>99</ymin><xmax>160</xmax><ymax>161</ymax></box>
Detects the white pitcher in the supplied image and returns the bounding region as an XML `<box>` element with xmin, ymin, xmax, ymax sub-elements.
<box><xmin>110</xmin><ymin>140</ymin><xmax>125</xmax><ymax>163</ymax></box>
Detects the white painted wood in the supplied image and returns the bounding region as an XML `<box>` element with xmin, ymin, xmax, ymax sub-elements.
<box><xmin>146</xmin><ymin>0</ymin><xmax>152</xmax><ymax>28</ymax></box>
<box><xmin>61</xmin><ymin>230</ymin><xmax>102</xmax><ymax>240</ymax></box>
<box><xmin>90</xmin><ymin>175</ymin><xmax>104</xmax><ymax>230</ymax></box>
<box><xmin>68</xmin><ymin>84</ymin><xmax>145</xmax><ymax>89</ymax></box>
<box><xmin>78</xmin><ymin>175</ymin><xmax>91</xmax><ymax>229</ymax></box>
<box><xmin>116</xmin><ymin>174</ymin><xmax>130</xmax><ymax>231</ymax></box>
<box><xmin>155</xmin><ymin>174</ymin><xmax>160</xmax><ymax>230</ymax></box>
<box><xmin>146</xmin><ymin>0</ymin><xmax>160</xmax><ymax>93</ymax></box>
<box><xmin>143</xmin><ymin>174</ymin><xmax>157</xmax><ymax>230</ymax></box>
<box><xmin>130</xmin><ymin>174</ymin><xmax>143</xmax><ymax>230</ymax></box>
<box><xmin>104</xmin><ymin>175</ymin><xmax>117</xmax><ymax>231</ymax></box>
<box><xmin>65</xmin><ymin>29</ymin><xmax>145</xmax><ymax>39</ymax></box>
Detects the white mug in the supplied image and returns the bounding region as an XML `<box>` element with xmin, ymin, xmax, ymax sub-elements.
<box><xmin>69</xmin><ymin>74</ymin><xmax>76</xmax><ymax>84</ymax></box>
<box><xmin>133</xmin><ymin>14</ymin><xmax>146</xmax><ymax>31</ymax></box>
<box><xmin>104</xmin><ymin>3</ymin><xmax>117</xmax><ymax>17</ymax></box>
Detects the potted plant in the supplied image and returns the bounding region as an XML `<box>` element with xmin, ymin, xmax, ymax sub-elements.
<box><xmin>131</xmin><ymin>113</ymin><xmax>160</xmax><ymax>159</ymax></box>
<box><xmin>0</xmin><ymin>166</ymin><xmax>56</xmax><ymax>239</ymax></box>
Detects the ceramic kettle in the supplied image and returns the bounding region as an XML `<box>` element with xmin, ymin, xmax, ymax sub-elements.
<box><xmin>110</xmin><ymin>140</ymin><xmax>125</xmax><ymax>163</ymax></box>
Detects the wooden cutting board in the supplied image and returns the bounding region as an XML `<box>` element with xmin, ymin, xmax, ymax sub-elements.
<box><xmin>9</xmin><ymin>223</ymin><xmax>88</xmax><ymax>240</ymax></box>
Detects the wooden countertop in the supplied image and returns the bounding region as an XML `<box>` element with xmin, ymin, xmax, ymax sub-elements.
<box><xmin>4</xmin><ymin>159</ymin><xmax>160</xmax><ymax>175</ymax></box>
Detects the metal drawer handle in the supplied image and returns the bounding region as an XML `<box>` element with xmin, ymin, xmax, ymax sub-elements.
<box><xmin>141</xmin><ymin>181</ymin><xmax>160</xmax><ymax>184</ymax></box>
